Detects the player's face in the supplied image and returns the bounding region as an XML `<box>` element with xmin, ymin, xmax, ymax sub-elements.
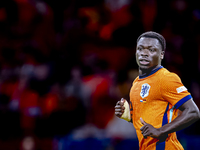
<box><xmin>136</xmin><ymin>37</ymin><xmax>164</xmax><ymax>71</ymax></box>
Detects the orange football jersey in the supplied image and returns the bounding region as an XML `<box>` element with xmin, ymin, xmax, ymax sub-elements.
<box><xmin>129</xmin><ymin>66</ymin><xmax>192</xmax><ymax>150</ymax></box>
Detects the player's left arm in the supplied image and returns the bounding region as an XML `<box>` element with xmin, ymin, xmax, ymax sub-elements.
<box><xmin>140</xmin><ymin>98</ymin><xmax>200</xmax><ymax>140</ymax></box>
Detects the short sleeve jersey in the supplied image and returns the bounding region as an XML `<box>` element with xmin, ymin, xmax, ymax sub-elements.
<box><xmin>129</xmin><ymin>66</ymin><xmax>192</xmax><ymax>150</ymax></box>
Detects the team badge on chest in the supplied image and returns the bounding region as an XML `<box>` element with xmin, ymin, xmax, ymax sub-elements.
<box><xmin>140</xmin><ymin>83</ymin><xmax>151</xmax><ymax>98</ymax></box>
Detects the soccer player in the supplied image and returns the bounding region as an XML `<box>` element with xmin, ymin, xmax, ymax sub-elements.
<box><xmin>115</xmin><ymin>31</ymin><xmax>200</xmax><ymax>150</ymax></box>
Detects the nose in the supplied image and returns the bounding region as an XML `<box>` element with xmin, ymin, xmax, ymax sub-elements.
<box><xmin>140</xmin><ymin>49</ymin><xmax>149</xmax><ymax>57</ymax></box>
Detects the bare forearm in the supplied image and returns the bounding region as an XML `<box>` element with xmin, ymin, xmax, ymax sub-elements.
<box><xmin>160</xmin><ymin>108</ymin><xmax>199</xmax><ymax>136</ymax></box>
<box><xmin>140</xmin><ymin>99</ymin><xmax>200</xmax><ymax>140</ymax></box>
<box><xmin>159</xmin><ymin>99</ymin><xmax>200</xmax><ymax>136</ymax></box>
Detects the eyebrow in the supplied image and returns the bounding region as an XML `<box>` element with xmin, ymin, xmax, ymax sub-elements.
<box><xmin>137</xmin><ymin>45</ymin><xmax>155</xmax><ymax>49</ymax></box>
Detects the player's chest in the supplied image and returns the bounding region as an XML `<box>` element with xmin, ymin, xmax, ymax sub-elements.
<box><xmin>130</xmin><ymin>80</ymin><xmax>162</xmax><ymax>105</ymax></box>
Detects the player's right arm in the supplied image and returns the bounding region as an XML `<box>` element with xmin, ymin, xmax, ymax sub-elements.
<box><xmin>115</xmin><ymin>99</ymin><xmax>125</xmax><ymax>118</ymax></box>
<box><xmin>115</xmin><ymin>98</ymin><xmax>132</xmax><ymax>122</ymax></box>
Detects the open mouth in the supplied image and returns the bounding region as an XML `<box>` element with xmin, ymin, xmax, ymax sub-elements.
<box><xmin>139</xmin><ymin>59</ymin><xmax>150</xmax><ymax>65</ymax></box>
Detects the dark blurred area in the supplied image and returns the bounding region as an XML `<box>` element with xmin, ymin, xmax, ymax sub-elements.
<box><xmin>0</xmin><ymin>0</ymin><xmax>200</xmax><ymax>149</ymax></box>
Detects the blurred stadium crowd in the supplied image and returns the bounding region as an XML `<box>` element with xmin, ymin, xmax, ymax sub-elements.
<box><xmin>0</xmin><ymin>0</ymin><xmax>200</xmax><ymax>149</ymax></box>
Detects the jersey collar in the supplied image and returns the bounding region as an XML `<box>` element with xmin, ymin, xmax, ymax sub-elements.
<box><xmin>139</xmin><ymin>65</ymin><xmax>163</xmax><ymax>79</ymax></box>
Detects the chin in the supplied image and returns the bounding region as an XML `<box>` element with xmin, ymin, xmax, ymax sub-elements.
<box><xmin>139</xmin><ymin>65</ymin><xmax>160</xmax><ymax>72</ymax></box>
<box><xmin>139</xmin><ymin>65</ymin><xmax>151</xmax><ymax>70</ymax></box>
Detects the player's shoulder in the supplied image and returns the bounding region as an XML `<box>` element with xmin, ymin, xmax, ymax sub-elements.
<box><xmin>160</xmin><ymin>68</ymin><xmax>181</xmax><ymax>82</ymax></box>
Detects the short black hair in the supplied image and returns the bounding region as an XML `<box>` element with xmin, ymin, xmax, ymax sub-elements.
<box><xmin>137</xmin><ymin>31</ymin><xmax>166</xmax><ymax>51</ymax></box>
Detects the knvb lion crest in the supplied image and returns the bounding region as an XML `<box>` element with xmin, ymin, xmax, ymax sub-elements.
<box><xmin>140</xmin><ymin>83</ymin><xmax>151</xmax><ymax>98</ymax></box>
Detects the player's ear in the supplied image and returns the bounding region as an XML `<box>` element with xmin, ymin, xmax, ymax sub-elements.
<box><xmin>160</xmin><ymin>51</ymin><xmax>165</xmax><ymax>60</ymax></box>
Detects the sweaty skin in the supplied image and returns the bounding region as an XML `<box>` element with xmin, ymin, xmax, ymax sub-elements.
<box><xmin>136</xmin><ymin>37</ymin><xmax>164</xmax><ymax>75</ymax></box>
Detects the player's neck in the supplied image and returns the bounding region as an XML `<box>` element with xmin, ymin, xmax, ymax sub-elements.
<box><xmin>139</xmin><ymin>65</ymin><xmax>161</xmax><ymax>76</ymax></box>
